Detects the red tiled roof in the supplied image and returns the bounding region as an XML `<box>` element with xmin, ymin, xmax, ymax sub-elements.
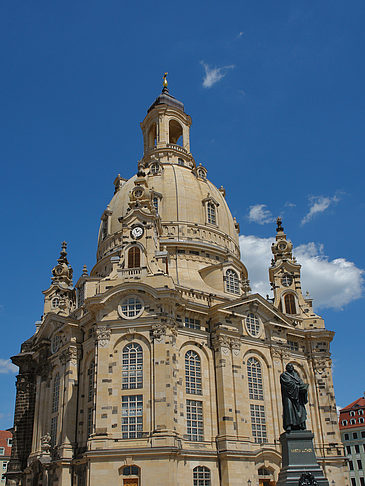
<box><xmin>0</xmin><ymin>430</ymin><xmax>12</xmax><ymax>457</ymax></box>
<box><xmin>339</xmin><ymin>397</ymin><xmax>365</xmax><ymax>430</ymax></box>
<box><xmin>340</xmin><ymin>397</ymin><xmax>365</xmax><ymax>412</ymax></box>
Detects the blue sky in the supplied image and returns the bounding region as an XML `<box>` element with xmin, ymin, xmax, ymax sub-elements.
<box><xmin>1</xmin><ymin>0</ymin><xmax>364</xmax><ymax>429</ymax></box>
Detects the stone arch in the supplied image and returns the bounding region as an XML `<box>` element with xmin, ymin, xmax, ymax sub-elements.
<box><xmin>169</xmin><ymin>118</ymin><xmax>183</xmax><ymax>145</ymax></box>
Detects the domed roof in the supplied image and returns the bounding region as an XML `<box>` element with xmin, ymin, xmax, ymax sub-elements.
<box><xmin>97</xmin><ymin>164</ymin><xmax>239</xmax><ymax>259</ymax></box>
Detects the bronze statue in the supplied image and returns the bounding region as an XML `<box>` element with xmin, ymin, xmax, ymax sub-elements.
<box><xmin>280</xmin><ymin>363</ymin><xmax>308</xmax><ymax>432</ymax></box>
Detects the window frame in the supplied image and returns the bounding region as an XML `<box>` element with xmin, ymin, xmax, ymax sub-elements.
<box><xmin>247</xmin><ymin>357</ymin><xmax>264</xmax><ymax>400</ymax></box>
<box><xmin>186</xmin><ymin>399</ymin><xmax>204</xmax><ymax>442</ymax></box>
<box><xmin>185</xmin><ymin>350</ymin><xmax>202</xmax><ymax>395</ymax></box>
<box><xmin>121</xmin><ymin>394</ymin><xmax>143</xmax><ymax>439</ymax></box>
<box><xmin>122</xmin><ymin>343</ymin><xmax>143</xmax><ymax>390</ymax></box>
<box><xmin>225</xmin><ymin>268</ymin><xmax>240</xmax><ymax>295</ymax></box>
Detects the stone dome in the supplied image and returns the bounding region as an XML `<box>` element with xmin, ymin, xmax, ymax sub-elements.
<box><xmin>97</xmin><ymin>164</ymin><xmax>239</xmax><ymax>258</ymax></box>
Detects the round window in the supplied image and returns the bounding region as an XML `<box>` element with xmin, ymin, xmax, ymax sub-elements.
<box><xmin>118</xmin><ymin>296</ymin><xmax>144</xmax><ymax>319</ymax></box>
<box><xmin>281</xmin><ymin>274</ymin><xmax>293</xmax><ymax>287</ymax></box>
<box><xmin>245</xmin><ymin>313</ymin><xmax>261</xmax><ymax>337</ymax></box>
<box><xmin>134</xmin><ymin>188</ymin><xmax>144</xmax><ymax>198</ymax></box>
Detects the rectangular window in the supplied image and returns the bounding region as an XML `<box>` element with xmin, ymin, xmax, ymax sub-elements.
<box><xmin>351</xmin><ymin>479</ymin><xmax>356</xmax><ymax>486</ymax></box>
<box><xmin>0</xmin><ymin>449</ymin><xmax>4</xmax><ymax>456</ymax></box>
<box><xmin>87</xmin><ymin>407</ymin><xmax>93</xmax><ymax>437</ymax></box>
<box><xmin>77</xmin><ymin>284</ymin><xmax>85</xmax><ymax>307</ymax></box>
<box><xmin>347</xmin><ymin>446</ymin><xmax>352</xmax><ymax>455</ymax></box>
<box><xmin>186</xmin><ymin>400</ymin><xmax>204</xmax><ymax>441</ymax></box>
<box><xmin>349</xmin><ymin>461</ymin><xmax>354</xmax><ymax>471</ymax></box>
<box><xmin>6</xmin><ymin>439</ymin><xmax>11</xmax><ymax>447</ymax></box>
<box><xmin>360</xmin><ymin>478</ymin><xmax>364</xmax><ymax>486</ymax></box>
<box><xmin>288</xmin><ymin>340</ymin><xmax>299</xmax><ymax>351</ymax></box>
<box><xmin>2</xmin><ymin>462</ymin><xmax>7</xmax><ymax>470</ymax></box>
<box><xmin>353</xmin><ymin>433</ymin><xmax>358</xmax><ymax>439</ymax></box>
<box><xmin>122</xmin><ymin>395</ymin><xmax>143</xmax><ymax>439</ymax></box>
<box><xmin>50</xmin><ymin>416</ymin><xmax>58</xmax><ymax>447</ymax></box>
<box><xmin>358</xmin><ymin>460</ymin><xmax>363</xmax><ymax>470</ymax></box>
<box><xmin>250</xmin><ymin>404</ymin><xmax>267</xmax><ymax>444</ymax></box>
<box><xmin>345</xmin><ymin>433</ymin><xmax>349</xmax><ymax>440</ymax></box>
<box><xmin>355</xmin><ymin>445</ymin><xmax>360</xmax><ymax>454</ymax></box>
<box><xmin>185</xmin><ymin>317</ymin><xmax>201</xmax><ymax>330</ymax></box>
<box><xmin>362</xmin><ymin>431</ymin><xmax>365</xmax><ymax>438</ymax></box>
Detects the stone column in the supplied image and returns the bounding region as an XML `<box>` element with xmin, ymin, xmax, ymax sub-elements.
<box><xmin>150</xmin><ymin>321</ymin><xmax>178</xmax><ymax>447</ymax></box>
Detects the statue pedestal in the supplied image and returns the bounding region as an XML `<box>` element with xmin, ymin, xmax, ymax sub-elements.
<box><xmin>277</xmin><ymin>430</ymin><xmax>329</xmax><ymax>486</ymax></box>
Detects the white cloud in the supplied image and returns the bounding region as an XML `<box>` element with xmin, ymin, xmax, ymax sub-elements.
<box><xmin>0</xmin><ymin>359</ymin><xmax>17</xmax><ymax>374</ymax></box>
<box><xmin>239</xmin><ymin>235</ymin><xmax>364</xmax><ymax>310</ymax></box>
<box><xmin>301</xmin><ymin>195</ymin><xmax>339</xmax><ymax>225</ymax></box>
<box><xmin>200</xmin><ymin>61</ymin><xmax>235</xmax><ymax>88</ymax></box>
<box><xmin>248</xmin><ymin>204</ymin><xmax>274</xmax><ymax>225</ymax></box>
<box><xmin>237</xmin><ymin>31</ymin><xmax>244</xmax><ymax>38</ymax></box>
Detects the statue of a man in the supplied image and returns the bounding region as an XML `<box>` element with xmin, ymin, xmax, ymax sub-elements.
<box><xmin>280</xmin><ymin>363</ymin><xmax>309</xmax><ymax>432</ymax></box>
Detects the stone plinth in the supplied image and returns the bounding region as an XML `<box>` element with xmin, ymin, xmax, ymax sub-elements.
<box><xmin>277</xmin><ymin>430</ymin><xmax>329</xmax><ymax>486</ymax></box>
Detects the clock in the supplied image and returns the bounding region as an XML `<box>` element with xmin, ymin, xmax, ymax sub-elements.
<box><xmin>131</xmin><ymin>225</ymin><xmax>144</xmax><ymax>240</ymax></box>
<box><xmin>281</xmin><ymin>274</ymin><xmax>293</xmax><ymax>287</ymax></box>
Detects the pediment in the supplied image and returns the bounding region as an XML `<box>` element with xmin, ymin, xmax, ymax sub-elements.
<box><xmin>214</xmin><ymin>293</ymin><xmax>294</xmax><ymax>328</ymax></box>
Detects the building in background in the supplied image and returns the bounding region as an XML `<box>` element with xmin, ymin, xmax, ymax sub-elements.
<box><xmin>339</xmin><ymin>396</ymin><xmax>365</xmax><ymax>486</ymax></box>
<box><xmin>6</xmin><ymin>81</ymin><xmax>348</xmax><ymax>486</ymax></box>
<box><xmin>0</xmin><ymin>431</ymin><xmax>12</xmax><ymax>485</ymax></box>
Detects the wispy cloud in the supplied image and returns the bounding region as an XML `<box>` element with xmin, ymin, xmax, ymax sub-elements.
<box><xmin>200</xmin><ymin>61</ymin><xmax>235</xmax><ymax>88</ymax></box>
<box><xmin>301</xmin><ymin>195</ymin><xmax>339</xmax><ymax>225</ymax></box>
<box><xmin>0</xmin><ymin>359</ymin><xmax>17</xmax><ymax>374</ymax></box>
<box><xmin>239</xmin><ymin>235</ymin><xmax>364</xmax><ymax>310</ymax></box>
<box><xmin>237</xmin><ymin>31</ymin><xmax>244</xmax><ymax>38</ymax></box>
<box><xmin>248</xmin><ymin>204</ymin><xmax>274</xmax><ymax>225</ymax></box>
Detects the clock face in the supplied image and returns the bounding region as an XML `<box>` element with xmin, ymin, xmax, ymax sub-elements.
<box><xmin>278</xmin><ymin>242</ymin><xmax>287</xmax><ymax>251</ymax></box>
<box><xmin>281</xmin><ymin>274</ymin><xmax>293</xmax><ymax>287</ymax></box>
<box><xmin>131</xmin><ymin>225</ymin><xmax>144</xmax><ymax>239</ymax></box>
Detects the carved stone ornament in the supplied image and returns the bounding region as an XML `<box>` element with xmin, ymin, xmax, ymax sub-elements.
<box><xmin>230</xmin><ymin>338</ymin><xmax>241</xmax><ymax>356</ymax></box>
<box><xmin>271</xmin><ymin>347</ymin><xmax>290</xmax><ymax>360</ymax></box>
<box><xmin>151</xmin><ymin>320</ymin><xmax>177</xmax><ymax>341</ymax></box>
<box><xmin>211</xmin><ymin>335</ymin><xmax>231</xmax><ymax>352</ymax></box>
<box><xmin>16</xmin><ymin>374</ymin><xmax>35</xmax><ymax>393</ymax></box>
<box><xmin>60</xmin><ymin>346</ymin><xmax>78</xmax><ymax>366</ymax></box>
<box><xmin>40</xmin><ymin>433</ymin><xmax>52</xmax><ymax>454</ymax></box>
<box><xmin>95</xmin><ymin>326</ymin><xmax>111</xmax><ymax>347</ymax></box>
<box><xmin>312</xmin><ymin>357</ymin><xmax>331</xmax><ymax>375</ymax></box>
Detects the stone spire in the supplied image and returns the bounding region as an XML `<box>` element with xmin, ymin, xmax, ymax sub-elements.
<box><xmin>271</xmin><ymin>217</ymin><xmax>294</xmax><ymax>263</ymax></box>
<box><xmin>51</xmin><ymin>242</ymin><xmax>73</xmax><ymax>287</ymax></box>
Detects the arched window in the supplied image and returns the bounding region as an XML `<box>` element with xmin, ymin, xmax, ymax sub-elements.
<box><xmin>193</xmin><ymin>466</ymin><xmax>211</xmax><ymax>486</ymax></box>
<box><xmin>122</xmin><ymin>343</ymin><xmax>143</xmax><ymax>389</ymax></box>
<box><xmin>169</xmin><ymin>119</ymin><xmax>183</xmax><ymax>145</ymax></box>
<box><xmin>284</xmin><ymin>293</ymin><xmax>296</xmax><ymax>314</ymax></box>
<box><xmin>207</xmin><ymin>202</ymin><xmax>216</xmax><ymax>225</ymax></box>
<box><xmin>88</xmin><ymin>361</ymin><xmax>95</xmax><ymax>402</ymax></box>
<box><xmin>153</xmin><ymin>196</ymin><xmax>159</xmax><ymax>214</ymax></box>
<box><xmin>197</xmin><ymin>168</ymin><xmax>206</xmax><ymax>179</ymax></box>
<box><xmin>225</xmin><ymin>269</ymin><xmax>239</xmax><ymax>294</ymax></box>
<box><xmin>148</xmin><ymin>122</ymin><xmax>157</xmax><ymax>148</ymax></box>
<box><xmin>128</xmin><ymin>247</ymin><xmax>141</xmax><ymax>268</ymax></box>
<box><xmin>52</xmin><ymin>373</ymin><xmax>60</xmax><ymax>413</ymax></box>
<box><xmin>185</xmin><ymin>350</ymin><xmax>202</xmax><ymax>395</ymax></box>
<box><xmin>247</xmin><ymin>357</ymin><xmax>263</xmax><ymax>400</ymax></box>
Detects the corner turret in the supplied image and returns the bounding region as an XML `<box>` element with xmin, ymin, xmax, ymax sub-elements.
<box><xmin>42</xmin><ymin>242</ymin><xmax>75</xmax><ymax>317</ymax></box>
<box><xmin>269</xmin><ymin>219</ymin><xmax>323</xmax><ymax>328</ymax></box>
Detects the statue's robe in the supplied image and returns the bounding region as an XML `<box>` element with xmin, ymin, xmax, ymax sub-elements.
<box><xmin>280</xmin><ymin>370</ymin><xmax>308</xmax><ymax>430</ymax></box>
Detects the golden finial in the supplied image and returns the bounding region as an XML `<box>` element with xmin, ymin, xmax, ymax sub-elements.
<box><xmin>163</xmin><ymin>72</ymin><xmax>168</xmax><ymax>88</ymax></box>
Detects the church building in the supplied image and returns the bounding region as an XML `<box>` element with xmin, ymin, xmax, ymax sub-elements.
<box><xmin>6</xmin><ymin>79</ymin><xmax>347</xmax><ymax>486</ymax></box>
